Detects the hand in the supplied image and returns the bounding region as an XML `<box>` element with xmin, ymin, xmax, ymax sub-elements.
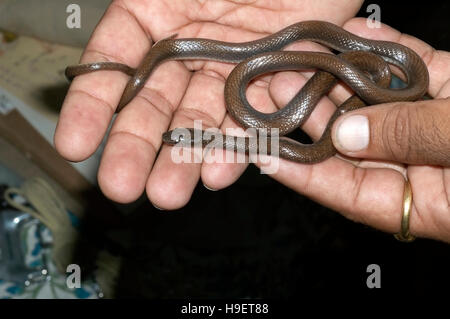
<box><xmin>55</xmin><ymin>0</ymin><xmax>363</xmax><ymax>208</ymax></box>
<box><xmin>263</xmin><ymin>18</ymin><xmax>450</xmax><ymax>243</ymax></box>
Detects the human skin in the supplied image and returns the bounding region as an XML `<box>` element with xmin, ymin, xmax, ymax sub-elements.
<box><xmin>263</xmin><ymin>19</ymin><xmax>450</xmax><ymax>243</ymax></box>
<box><xmin>55</xmin><ymin>0</ymin><xmax>450</xmax><ymax>242</ymax></box>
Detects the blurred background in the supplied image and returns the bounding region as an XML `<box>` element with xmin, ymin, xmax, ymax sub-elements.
<box><xmin>0</xmin><ymin>0</ymin><xmax>448</xmax><ymax>298</ymax></box>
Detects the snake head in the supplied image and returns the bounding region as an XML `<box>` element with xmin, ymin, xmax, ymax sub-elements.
<box><xmin>162</xmin><ymin>128</ymin><xmax>208</xmax><ymax>146</ymax></box>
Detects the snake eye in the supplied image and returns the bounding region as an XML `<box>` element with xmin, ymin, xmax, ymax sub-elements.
<box><xmin>162</xmin><ymin>128</ymin><xmax>194</xmax><ymax>145</ymax></box>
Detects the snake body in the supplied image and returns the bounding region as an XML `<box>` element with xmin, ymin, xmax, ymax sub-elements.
<box><xmin>65</xmin><ymin>20</ymin><xmax>429</xmax><ymax>163</ymax></box>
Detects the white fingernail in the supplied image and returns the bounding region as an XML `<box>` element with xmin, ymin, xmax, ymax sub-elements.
<box><xmin>336</xmin><ymin>115</ymin><xmax>370</xmax><ymax>152</ymax></box>
<box><xmin>203</xmin><ymin>184</ymin><xmax>218</xmax><ymax>191</ymax></box>
<box><xmin>152</xmin><ymin>203</ymin><xmax>165</xmax><ymax>211</ymax></box>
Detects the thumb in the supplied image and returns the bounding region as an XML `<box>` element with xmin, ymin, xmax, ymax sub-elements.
<box><xmin>331</xmin><ymin>98</ymin><xmax>450</xmax><ymax>166</ymax></box>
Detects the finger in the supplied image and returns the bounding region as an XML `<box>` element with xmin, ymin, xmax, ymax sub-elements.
<box><xmin>436</xmin><ymin>78</ymin><xmax>450</xmax><ymax>99</ymax></box>
<box><xmin>58</xmin><ymin>3</ymin><xmax>192</xmax><ymax>202</ymax></box>
<box><xmin>343</xmin><ymin>17</ymin><xmax>450</xmax><ymax>97</ymax></box>
<box><xmin>256</xmin><ymin>156</ymin><xmax>430</xmax><ymax>238</ymax></box>
<box><xmin>201</xmin><ymin>72</ymin><xmax>282</xmax><ymax>190</ymax></box>
<box><xmin>147</xmin><ymin>70</ymin><xmax>228</xmax><ymax>209</ymax></box>
<box><xmin>407</xmin><ymin>164</ymin><xmax>450</xmax><ymax>237</ymax></box>
<box><xmin>267</xmin><ymin>38</ymin><xmax>359</xmax><ymax>141</ymax></box>
<box><xmin>97</xmin><ymin>55</ymin><xmax>190</xmax><ymax>203</ymax></box>
<box><xmin>332</xmin><ymin>98</ymin><xmax>450</xmax><ymax>166</ymax></box>
<box><xmin>97</xmin><ymin>79</ymin><xmax>183</xmax><ymax>203</ymax></box>
<box><xmin>55</xmin><ymin>3</ymin><xmax>152</xmax><ymax>161</ymax></box>
<box><xmin>159</xmin><ymin>24</ymin><xmax>262</xmax><ymax>193</ymax></box>
<box><xmin>269</xmin><ymin>71</ymin><xmax>338</xmax><ymax>141</ymax></box>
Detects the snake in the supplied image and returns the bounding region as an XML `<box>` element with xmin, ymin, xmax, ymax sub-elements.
<box><xmin>65</xmin><ymin>20</ymin><xmax>429</xmax><ymax>163</ymax></box>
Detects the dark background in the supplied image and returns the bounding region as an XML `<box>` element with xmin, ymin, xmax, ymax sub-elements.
<box><xmin>88</xmin><ymin>1</ymin><xmax>449</xmax><ymax>298</ymax></box>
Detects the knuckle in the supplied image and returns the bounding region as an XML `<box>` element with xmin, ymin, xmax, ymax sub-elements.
<box><xmin>175</xmin><ymin>107</ymin><xmax>219</xmax><ymax>129</ymax></box>
<box><xmin>382</xmin><ymin>103</ymin><xmax>416</xmax><ymax>161</ymax></box>
<box><xmin>347</xmin><ymin>167</ymin><xmax>368</xmax><ymax>223</ymax></box>
<box><xmin>380</xmin><ymin>100</ymin><xmax>450</xmax><ymax>165</ymax></box>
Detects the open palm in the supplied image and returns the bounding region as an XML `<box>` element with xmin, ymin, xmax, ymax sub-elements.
<box><xmin>263</xmin><ymin>18</ymin><xmax>450</xmax><ymax>242</ymax></box>
<box><xmin>55</xmin><ymin>0</ymin><xmax>362</xmax><ymax>207</ymax></box>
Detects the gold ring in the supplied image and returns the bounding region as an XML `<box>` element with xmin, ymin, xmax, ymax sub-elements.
<box><xmin>394</xmin><ymin>179</ymin><xmax>415</xmax><ymax>242</ymax></box>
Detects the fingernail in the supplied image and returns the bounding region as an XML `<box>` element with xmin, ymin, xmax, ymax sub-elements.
<box><xmin>152</xmin><ymin>203</ymin><xmax>165</xmax><ymax>211</ymax></box>
<box><xmin>203</xmin><ymin>183</ymin><xmax>218</xmax><ymax>191</ymax></box>
<box><xmin>335</xmin><ymin>115</ymin><xmax>370</xmax><ymax>152</ymax></box>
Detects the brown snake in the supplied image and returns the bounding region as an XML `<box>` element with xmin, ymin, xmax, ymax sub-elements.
<box><xmin>65</xmin><ymin>20</ymin><xmax>429</xmax><ymax>163</ymax></box>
